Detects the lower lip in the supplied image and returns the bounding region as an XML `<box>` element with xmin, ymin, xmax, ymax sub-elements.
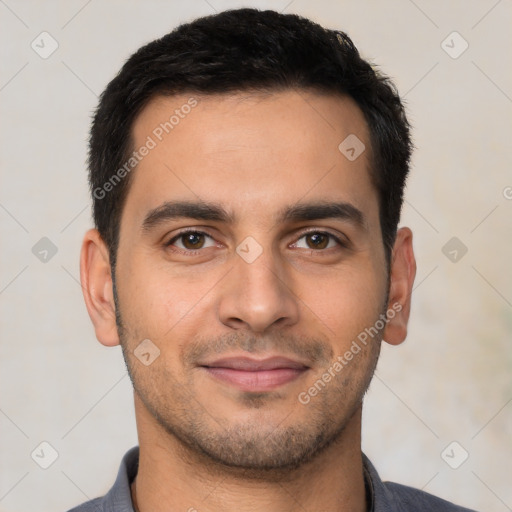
<box><xmin>202</xmin><ymin>367</ymin><xmax>308</xmax><ymax>392</ymax></box>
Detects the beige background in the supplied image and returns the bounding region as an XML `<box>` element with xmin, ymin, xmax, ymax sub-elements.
<box><xmin>1</xmin><ymin>0</ymin><xmax>511</xmax><ymax>511</ymax></box>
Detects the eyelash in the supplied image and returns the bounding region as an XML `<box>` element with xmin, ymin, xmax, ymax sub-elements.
<box><xmin>165</xmin><ymin>228</ymin><xmax>348</xmax><ymax>256</ymax></box>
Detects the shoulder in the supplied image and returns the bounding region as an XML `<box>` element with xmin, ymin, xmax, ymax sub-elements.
<box><xmin>66</xmin><ymin>497</ymin><xmax>104</xmax><ymax>512</ymax></box>
<box><xmin>65</xmin><ymin>446</ymin><xmax>139</xmax><ymax>512</ymax></box>
<box><xmin>383</xmin><ymin>481</ymin><xmax>478</xmax><ymax>512</ymax></box>
<box><xmin>363</xmin><ymin>453</ymin><xmax>478</xmax><ymax>512</ymax></box>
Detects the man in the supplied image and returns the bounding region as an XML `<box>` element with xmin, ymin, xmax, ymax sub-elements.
<box><xmin>72</xmin><ymin>7</ymin><xmax>477</xmax><ymax>512</ymax></box>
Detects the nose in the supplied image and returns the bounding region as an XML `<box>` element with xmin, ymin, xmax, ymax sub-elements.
<box><xmin>217</xmin><ymin>245</ymin><xmax>300</xmax><ymax>333</ymax></box>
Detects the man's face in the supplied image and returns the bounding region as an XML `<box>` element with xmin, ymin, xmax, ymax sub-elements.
<box><xmin>114</xmin><ymin>90</ymin><xmax>389</xmax><ymax>471</ymax></box>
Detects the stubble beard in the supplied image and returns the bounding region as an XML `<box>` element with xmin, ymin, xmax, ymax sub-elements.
<box><xmin>113</xmin><ymin>275</ymin><xmax>384</xmax><ymax>478</ymax></box>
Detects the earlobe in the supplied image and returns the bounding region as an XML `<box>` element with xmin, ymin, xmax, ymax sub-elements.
<box><xmin>80</xmin><ymin>229</ymin><xmax>120</xmax><ymax>347</ymax></box>
<box><xmin>382</xmin><ymin>227</ymin><xmax>416</xmax><ymax>346</ymax></box>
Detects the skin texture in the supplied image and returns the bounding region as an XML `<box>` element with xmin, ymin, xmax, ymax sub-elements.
<box><xmin>80</xmin><ymin>90</ymin><xmax>416</xmax><ymax>512</ymax></box>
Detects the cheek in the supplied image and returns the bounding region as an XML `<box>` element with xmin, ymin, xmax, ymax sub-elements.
<box><xmin>116</xmin><ymin>252</ymin><xmax>222</xmax><ymax>341</ymax></box>
<box><xmin>305</xmin><ymin>264</ymin><xmax>387</xmax><ymax>343</ymax></box>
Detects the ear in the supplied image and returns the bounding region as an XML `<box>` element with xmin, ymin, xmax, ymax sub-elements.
<box><xmin>80</xmin><ymin>229</ymin><xmax>120</xmax><ymax>347</ymax></box>
<box><xmin>382</xmin><ymin>227</ymin><xmax>416</xmax><ymax>346</ymax></box>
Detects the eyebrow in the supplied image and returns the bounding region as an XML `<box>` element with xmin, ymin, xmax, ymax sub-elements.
<box><xmin>141</xmin><ymin>199</ymin><xmax>367</xmax><ymax>233</ymax></box>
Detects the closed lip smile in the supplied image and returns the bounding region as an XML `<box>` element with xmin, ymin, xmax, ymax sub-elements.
<box><xmin>199</xmin><ymin>355</ymin><xmax>310</xmax><ymax>392</ymax></box>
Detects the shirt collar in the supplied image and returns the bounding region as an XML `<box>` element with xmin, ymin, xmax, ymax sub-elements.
<box><xmin>102</xmin><ymin>446</ymin><xmax>138</xmax><ymax>512</ymax></box>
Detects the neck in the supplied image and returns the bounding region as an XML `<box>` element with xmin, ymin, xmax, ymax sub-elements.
<box><xmin>131</xmin><ymin>393</ymin><xmax>367</xmax><ymax>512</ymax></box>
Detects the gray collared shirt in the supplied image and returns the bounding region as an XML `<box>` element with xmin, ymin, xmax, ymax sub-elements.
<box><xmin>67</xmin><ymin>446</ymin><xmax>478</xmax><ymax>512</ymax></box>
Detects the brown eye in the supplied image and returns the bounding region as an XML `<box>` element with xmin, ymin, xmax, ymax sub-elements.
<box><xmin>305</xmin><ymin>233</ymin><xmax>329</xmax><ymax>249</ymax></box>
<box><xmin>181</xmin><ymin>232</ymin><xmax>205</xmax><ymax>249</ymax></box>
<box><xmin>293</xmin><ymin>231</ymin><xmax>342</xmax><ymax>251</ymax></box>
<box><xmin>167</xmin><ymin>231</ymin><xmax>215</xmax><ymax>251</ymax></box>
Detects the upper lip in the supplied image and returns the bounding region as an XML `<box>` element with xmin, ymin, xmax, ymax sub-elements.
<box><xmin>200</xmin><ymin>356</ymin><xmax>309</xmax><ymax>371</ymax></box>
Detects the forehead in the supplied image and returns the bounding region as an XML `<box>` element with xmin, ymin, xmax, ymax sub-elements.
<box><xmin>124</xmin><ymin>90</ymin><xmax>377</xmax><ymax>230</ymax></box>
